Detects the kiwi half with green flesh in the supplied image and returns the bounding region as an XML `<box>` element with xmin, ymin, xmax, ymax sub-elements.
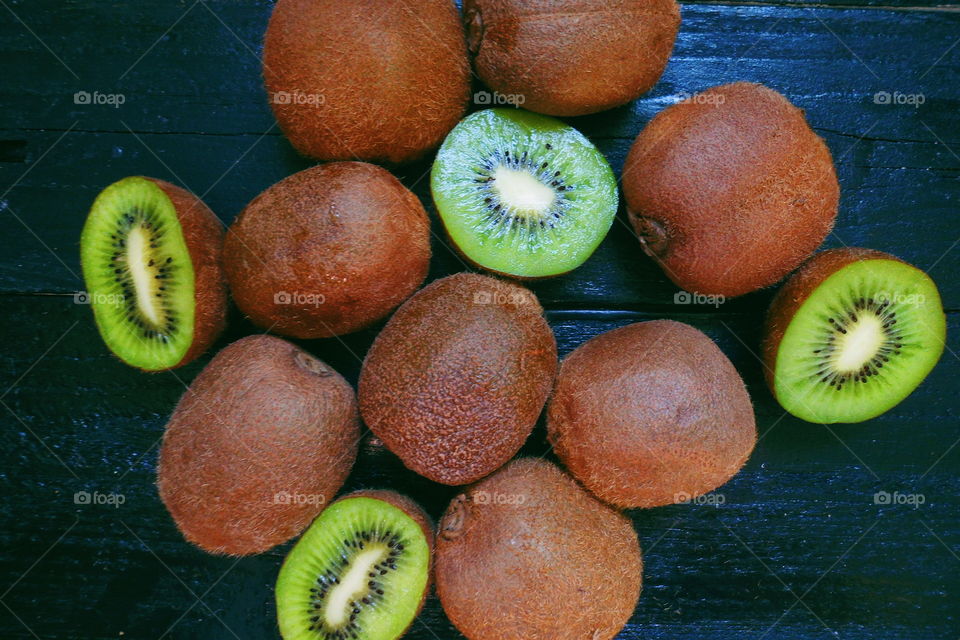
<box><xmin>464</xmin><ymin>0</ymin><xmax>680</xmax><ymax>117</ymax></box>
<box><xmin>764</xmin><ymin>248</ymin><xmax>946</xmax><ymax>424</ymax></box>
<box><xmin>622</xmin><ymin>82</ymin><xmax>839</xmax><ymax>297</ymax></box>
<box><xmin>276</xmin><ymin>491</ymin><xmax>433</xmax><ymax>640</ymax></box>
<box><xmin>157</xmin><ymin>335</ymin><xmax>359</xmax><ymax>555</ymax></box>
<box><xmin>80</xmin><ymin>176</ymin><xmax>226</xmax><ymax>370</ymax></box>
<box><xmin>358</xmin><ymin>273</ymin><xmax>557</xmax><ymax>485</ymax></box>
<box><xmin>435</xmin><ymin>458</ymin><xmax>641</xmax><ymax>640</ymax></box>
<box><xmin>547</xmin><ymin>320</ymin><xmax>756</xmax><ymax>508</ymax></box>
<box><xmin>431</xmin><ymin>108</ymin><xmax>618</xmax><ymax>278</ymax></box>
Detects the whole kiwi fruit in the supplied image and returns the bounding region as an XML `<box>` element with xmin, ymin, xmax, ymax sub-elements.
<box><xmin>464</xmin><ymin>0</ymin><xmax>680</xmax><ymax>117</ymax></box>
<box><xmin>358</xmin><ymin>273</ymin><xmax>557</xmax><ymax>485</ymax></box>
<box><xmin>622</xmin><ymin>82</ymin><xmax>839</xmax><ymax>297</ymax></box>
<box><xmin>435</xmin><ymin>458</ymin><xmax>642</xmax><ymax>640</ymax></box>
<box><xmin>157</xmin><ymin>334</ymin><xmax>359</xmax><ymax>555</ymax></box>
<box><xmin>80</xmin><ymin>176</ymin><xmax>227</xmax><ymax>371</ymax></box>
<box><xmin>547</xmin><ymin>320</ymin><xmax>756</xmax><ymax>508</ymax></box>
<box><xmin>223</xmin><ymin>162</ymin><xmax>431</xmax><ymax>339</ymax></box>
<box><xmin>263</xmin><ymin>0</ymin><xmax>470</xmax><ymax>164</ymax></box>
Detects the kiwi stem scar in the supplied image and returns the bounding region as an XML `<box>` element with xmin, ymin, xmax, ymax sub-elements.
<box><xmin>125</xmin><ymin>226</ymin><xmax>164</xmax><ymax>326</ymax></box>
<box><xmin>323</xmin><ymin>544</ymin><xmax>388</xmax><ymax>627</ymax></box>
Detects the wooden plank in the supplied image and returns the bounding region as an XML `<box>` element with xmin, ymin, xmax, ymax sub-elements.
<box><xmin>1</xmin><ymin>0</ymin><xmax>959</xmax><ymax>638</ymax></box>
<box><xmin>0</xmin><ymin>297</ymin><xmax>957</xmax><ymax>638</ymax></box>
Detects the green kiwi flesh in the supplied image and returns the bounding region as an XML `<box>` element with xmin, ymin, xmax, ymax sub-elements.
<box><xmin>767</xmin><ymin>250</ymin><xmax>945</xmax><ymax>423</ymax></box>
<box><xmin>276</xmin><ymin>493</ymin><xmax>431</xmax><ymax>640</ymax></box>
<box><xmin>81</xmin><ymin>176</ymin><xmax>207</xmax><ymax>370</ymax></box>
<box><xmin>431</xmin><ymin>108</ymin><xmax>617</xmax><ymax>278</ymax></box>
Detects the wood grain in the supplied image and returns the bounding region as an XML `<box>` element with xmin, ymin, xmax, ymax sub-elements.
<box><xmin>0</xmin><ymin>1</ymin><xmax>958</xmax><ymax>639</ymax></box>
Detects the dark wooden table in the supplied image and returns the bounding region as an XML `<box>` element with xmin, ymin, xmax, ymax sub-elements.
<box><xmin>1</xmin><ymin>1</ymin><xmax>958</xmax><ymax>638</ymax></box>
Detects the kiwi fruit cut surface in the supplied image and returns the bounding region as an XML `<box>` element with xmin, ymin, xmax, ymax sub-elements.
<box><xmin>464</xmin><ymin>0</ymin><xmax>680</xmax><ymax>117</ymax></box>
<box><xmin>622</xmin><ymin>82</ymin><xmax>839</xmax><ymax>297</ymax></box>
<box><xmin>263</xmin><ymin>0</ymin><xmax>470</xmax><ymax>164</ymax></box>
<box><xmin>80</xmin><ymin>176</ymin><xmax>226</xmax><ymax>370</ymax></box>
<box><xmin>157</xmin><ymin>335</ymin><xmax>359</xmax><ymax>555</ymax></box>
<box><xmin>358</xmin><ymin>273</ymin><xmax>557</xmax><ymax>485</ymax></box>
<box><xmin>431</xmin><ymin>108</ymin><xmax>618</xmax><ymax>278</ymax></box>
<box><xmin>764</xmin><ymin>248</ymin><xmax>946</xmax><ymax>424</ymax></box>
<box><xmin>276</xmin><ymin>491</ymin><xmax>433</xmax><ymax>640</ymax></box>
<box><xmin>223</xmin><ymin>162</ymin><xmax>431</xmax><ymax>339</ymax></box>
<box><xmin>435</xmin><ymin>458</ymin><xmax>641</xmax><ymax>640</ymax></box>
<box><xmin>547</xmin><ymin>320</ymin><xmax>756</xmax><ymax>508</ymax></box>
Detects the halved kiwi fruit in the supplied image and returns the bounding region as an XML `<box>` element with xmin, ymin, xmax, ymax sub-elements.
<box><xmin>764</xmin><ymin>248</ymin><xmax>946</xmax><ymax>424</ymax></box>
<box><xmin>276</xmin><ymin>491</ymin><xmax>433</xmax><ymax>640</ymax></box>
<box><xmin>80</xmin><ymin>176</ymin><xmax>226</xmax><ymax>370</ymax></box>
<box><xmin>431</xmin><ymin>108</ymin><xmax>618</xmax><ymax>278</ymax></box>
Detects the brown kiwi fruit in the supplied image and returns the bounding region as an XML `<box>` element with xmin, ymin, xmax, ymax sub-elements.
<box><xmin>157</xmin><ymin>334</ymin><xmax>359</xmax><ymax>555</ymax></box>
<box><xmin>263</xmin><ymin>0</ymin><xmax>470</xmax><ymax>164</ymax></box>
<box><xmin>80</xmin><ymin>176</ymin><xmax>227</xmax><ymax>371</ymax></box>
<box><xmin>275</xmin><ymin>490</ymin><xmax>433</xmax><ymax>640</ymax></box>
<box><xmin>763</xmin><ymin>247</ymin><xmax>946</xmax><ymax>424</ymax></box>
<box><xmin>435</xmin><ymin>458</ymin><xmax>642</xmax><ymax>640</ymax></box>
<box><xmin>622</xmin><ymin>82</ymin><xmax>839</xmax><ymax>297</ymax></box>
<box><xmin>358</xmin><ymin>273</ymin><xmax>557</xmax><ymax>485</ymax></box>
<box><xmin>223</xmin><ymin>162</ymin><xmax>431</xmax><ymax>339</ymax></box>
<box><xmin>464</xmin><ymin>0</ymin><xmax>680</xmax><ymax>117</ymax></box>
<box><xmin>547</xmin><ymin>320</ymin><xmax>756</xmax><ymax>508</ymax></box>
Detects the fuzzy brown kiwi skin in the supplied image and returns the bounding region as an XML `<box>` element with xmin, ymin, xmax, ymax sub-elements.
<box><xmin>263</xmin><ymin>0</ymin><xmax>470</xmax><ymax>164</ymax></box>
<box><xmin>547</xmin><ymin>320</ymin><xmax>756</xmax><ymax>509</ymax></box>
<box><xmin>762</xmin><ymin>247</ymin><xmax>902</xmax><ymax>393</ymax></box>
<box><xmin>144</xmin><ymin>178</ymin><xmax>226</xmax><ymax>370</ymax></box>
<box><xmin>223</xmin><ymin>162</ymin><xmax>431</xmax><ymax>339</ymax></box>
<box><xmin>622</xmin><ymin>82</ymin><xmax>839</xmax><ymax>298</ymax></box>
<box><xmin>358</xmin><ymin>273</ymin><xmax>557</xmax><ymax>486</ymax></box>
<box><xmin>435</xmin><ymin>458</ymin><xmax>642</xmax><ymax>640</ymax></box>
<box><xmin>157</xmin><ymin>335</ymin><xmax>359</xmax><ymax>556</ymax></box>
<box><xmin>464</xmin><ymin>0</ymin><xmax>680</xmax><ymax>117</ymax></box>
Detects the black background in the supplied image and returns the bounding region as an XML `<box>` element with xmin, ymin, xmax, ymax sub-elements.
<box><xmin>1</xmin><ymin>1</ymin><xmax>958</xmax><ymax>638</ymax></box>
